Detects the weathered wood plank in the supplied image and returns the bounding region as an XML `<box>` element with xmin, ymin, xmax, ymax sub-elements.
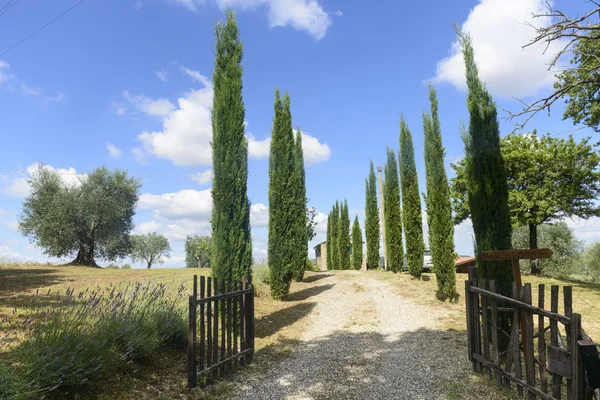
<box><xmin>547</xmin><ymin>344</ymin><xmax>572</xmax><ymax>378</ymax></box>
<box><xmin>466</xmin><ymin>280</ymin><xmax>474</xmax><ymax>366</ymax></box>
<box><xmin>523</xmin><ymin>284</ymin><xmax>537</xmax><ymax>400</ymax></box>
<box><xmin>220</xmin><ymin>279</ymin><xmax>226</xmax><ymax>378</ymax></box>
<box><xmin>199</xmin><ymin>276</ymin><xmax>206</xmax><ymax>387</ymax></box>
<box><xmin>213</xmin><ymin>278</ymin><xmax>219</xmax><ymax>381</ymax></box>
<box><xmin>481</xmin><ymin>280</ymin><xmax>491</xmax><ymax>377</ymax></box>
<box><xmin>480</xmin><ymin>248</ymin><xmax>553</xmax><ymax>261</ymax></box>
<box><xmin>503</xmin><ymin>283</ymin><xmax>519</xmax><ymax>389</ymax></box>
<box><xmin>187</xmin><ymin>275</ymin><xmax>198</xmax><ymax>388</ymax></box>
<box><xmin>564</xmin><ymin>286</ymin><xmax>573</xmax><ymax>399</ymax></box>
<box><xmin>239</xmin><ymin>280</ymin><xmax>246</xmax><ymax>367</ymax></box>
<box><xmin>472</xmin><ymin>277</ymin><xmax>482</xmax><ymax>373</ymax></box>
<box><xmin>550</xmin><ymin>285</ymin><xmax>562</xmax><ymax>399</ymax></box>
<box><xmin>539</xmin><ymin>284</ymin><xmax>548</xmax><ymax>393</ymax></box>
<box><xmin>227</xmin><ymin>280</ymin><xmax>232</xmax><ymax>375</ymax></box>
<box><xmin>233</xmin><ymin>280</ymin><xmax>238</xmax><ymax>359</ymax></box>
<box><xmin>515</xmin><ymin>287</ymin><xmax>524</xmax><ymax>398</ymax></box>
<box><xmin>469</xmin><ymin>286</ymin><xmax>571</xmax><ymax>325</ymax></box>
<box><xmin>569</xmin><ymin>313</ymin><xmax>582</xmax><ymax>400</ymax></box>
<box><xmin>206</xmin><ymin>277</ymin><xmax>213</xmax><ymax>384</ymax></box>
<box><xmin>489</xmin><ymin>281</ymin><xmax>502</xmax><ymax>387</ymax></box>
<box><xmin>245</xmin><ymin>275</ymin><xmax>255</xmax><ymax>364</ymax></box>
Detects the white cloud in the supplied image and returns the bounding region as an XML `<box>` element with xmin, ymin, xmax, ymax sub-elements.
<box><xmin>181</xmin><ymin>66</ymin><xmax>210</xmax><ymax>86</ymax></box>
<box><xmin>106</xmin><ymin>143</ymin><xmax>122</xmax><ymax>158</ymax></box>
<box><xmin>433</xmin><ymin>0</ymin><xmax>563</xmax><ymax>98</ymax></box>
<box><xmin>155</xmin><ymin>69</ymin><xmax>168</xmax><ymax>82</ymax></box>
<box><xmin>566</xmin><ymin>217</ymin><xmax>600</xmax><ymax>244</ymax></box>
<box><xmin>190</xmin><ymin>169</ymin><xmax>213</xmax><ymax>185</ymax></box>
<box><xmin>139</xmin><ymin>189</ymin><xmax>212</xmax><ymax>220</ymax></box>
<box><xmin>136</xmin><ymin>220</ymin><xmax>160</xmax><ymax>235</ymax></box>
<box><xmin>0</xmin><ymin>60</ymin><xmax>63</xmax><ymax>100</ymax></box>
<box><xmin>122</xmin><ymin>90</ymin><xmax>176</xmax><ymax>117</ymax></box>
<box><xmin>136</xmin><ymin>79</ymin><xmax>213</xmax><ymax>166</ymax></box>
<box><xmin>333</xmin><ymin>10</ymin><xmax>342</xmax><ymax>17</ymax></box>
<box><xmin>250</xmin><ymin>203</ymin><xmax>269</xmax><ymax>227</ymax></box>
<box><xmin>247</xmin><ymin>134</ymin><xmax>271</xmax><ymax>159</ymax></box>
<box><xmin>300</xmin><ymin>132</ymin><xmax>330</xmax><ymax>164</ymax></box>
<box><xmin>172</xmin><ymin>0</ymin><xmax>332</xmax><ymax>39</ymax></box>
<box><xmin>0</xmin><ymin>163</ymin><xmax>84</xmax><ymax>198</ymax></box>
<box><xmin>111</xmin><ymin>102</ymin><xmax>127</xmax><ymax>116</ymax></box>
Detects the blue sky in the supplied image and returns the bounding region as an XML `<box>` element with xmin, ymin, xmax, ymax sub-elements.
<box><xmin>0</xmin><ymin>0</ymin><xmax>598</xmax><ymax>268</ymax></box>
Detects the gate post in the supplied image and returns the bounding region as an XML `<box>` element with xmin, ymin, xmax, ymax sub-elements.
<box><xmin>187</xmin><ymin>275</ymin><xmax>198</xmax><ymax>388</ymax></box>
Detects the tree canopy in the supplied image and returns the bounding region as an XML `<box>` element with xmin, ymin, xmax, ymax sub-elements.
<box><xmin>383</xmin><ymin>148</ymin><xmax>403</xmax><ymax>273</ymax></box>
<box><xmin>20</xmin><ymin>165</ymin><xmax>141</xmax><ymax>267</ymax></box>
<box><xmin>211</xmin><ymin>10</ymin><xmax>253</xmax><ymax>282</ymax></box>
<box><xmin>185</xmin><ymin>235</ymin><xmax>213</xmax><ymax>268</ymax></box>
<box><xmin>351</xmin><ymin>216</ymin><xmax>363</xmax><ymax>270</ymax></box>
<box><xmin>364</xmin><ymin>161</ymin><xmax>380</xmax><ymax>270</ymax></box>
<box><xmin>131</xmin><ymin>233</ymin><xmax>171</xmax><ymax>269</ymax></box>
<box><xmin>451</xmin><ymin>131</ymin><xmax>600</xmax><ymax>273</ymax></box>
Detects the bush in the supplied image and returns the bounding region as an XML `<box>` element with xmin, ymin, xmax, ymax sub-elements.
<box><xmin>305</xmin><ymin>258</ymin><xmax>318</xmax><ymax>272</ymax></box>
<box><xmin>253</xmin><ymin>262</ymin><xmax>270</xmax><ymax>285</ymax></box>
<box><xmin>583</xmin><ymin>241</ymin><xmax>600</xmax><ymax>282</ymax></box>
<box><xmin>105</xmin><ymin>263</ymin><xmax>120</xmax><ymax>269</ymax></box>
<box><xmin>1</xmin><ymin>281</ymin><xmax>187</xmax><ymax>399</ymax></box>
<box><xmin>121</xmin><ymin>263</ymin><xmax>132</xmax><ymax>270</ymax></box>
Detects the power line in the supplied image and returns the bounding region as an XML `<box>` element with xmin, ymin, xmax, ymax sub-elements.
<box><xmin>0</xmin><ymin>0</ymin><xmax>20</xmax><ymax>16</ymax></box>
<box><xmin>0</xmin><ymin>0</ymin><xmax>88</xmax><ymax>58</ymax></box>
<box><xmin>549</xmin><ymin>126</ymin><xmax>588</xmax><ymax>137</ymax></box>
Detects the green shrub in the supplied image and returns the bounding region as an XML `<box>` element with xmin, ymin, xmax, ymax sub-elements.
<box><xmin>0</xmin><ymin>361</ymin><xmax>30</xmax><ymax>400</ymax></box>
<box><xmin>583</xmin><ymin>241</ymin><xmax>600</xmax><ymax>282</ymax></box>
<box><xmin>121</xmin><ymin>263</ymin><xmax>132</xmax><ymax>270</ymax></box>
<box><xmin>253</xmin><ymin>262</ymin><xmax>270</xmax><ymax>285</ymax></box>
<box><xmin>105</xmin><ymin>263</ymin><xmax>120</xmax><ymax>269</ymax></box>
<box><xmin>5</xmin><ymin>281</ymin><xmax>187</xmax><ymax>398</ymax></box>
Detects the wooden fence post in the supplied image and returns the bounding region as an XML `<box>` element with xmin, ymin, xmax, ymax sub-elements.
<box><xmin>570</xmin><ymin>313</ymin><xmax>583</xmax><ymax>400</ymax></box>
<box><xmin>551</xmin><ymin>285</ymin><xmax>562</xmax><ymax>399</ymax></box>
<box><xmin>470</xmin><ymin>267</ymin><xmax>482</xmax><ymax>373</ymax></box>
<box><xmin>565</xmin><ymin>286</ymin><xmax>573</xmax><ymax>399</ymax></box>
<box><xmin>465</xmin><ymin>279</ymin><xmax>474</xmax><ymax>366</ymax></box>
<box><xmin>523</xmin><ymin>284</ymin><xmax>536</xmax><ymax>400</ymax></box>
<box><xmin>212</xmin><ymin>278</ymin><xmax>219</xmax><ymax>382</ymax></box>
<box><xmin>489</xmin><ymin>280</ymin><xmax>501</xmax><ymax>387</ymax></box>
<box><xmin>538</xmin><ymin>284</ymin><xmax>548</xmax><ymax>393</ymax></box>
<box><xmin>199</xmin><ymin>276</ymin><xmax>206</xmax><ymax>388</ymax></box>
<box><xmin>480</xmin><ymin>279</ymin><xmax>491</xmax><ymax>377</ymax></box>
<box><xmin>187</xmin><ymin>275</ymin><xmax>198</xmax><ymax>388</ymax></box>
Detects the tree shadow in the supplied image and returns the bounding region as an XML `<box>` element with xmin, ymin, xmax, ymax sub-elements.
<box><xmin>256</xmin><ymin>302</ymin><xmax>316</xmax><ymax>339</ymax></box>
<box><xmin>285</xmin><ymin>284</ymin><xmax>335</xmax><ymax>302</ymax></box>
<box><xmin>231</xmin><ymin>328</ymin><xmax>477</xmax><ymax>399</ymax></box>
<box><xmin>0</xmin><ymin>268</ymin><xmax>65</xmax><ymax>295</ymax></box>
<box><xmin>302</xmin><ymin>273</ymin><xmax>334</xmax><ymax>283</ymax></box>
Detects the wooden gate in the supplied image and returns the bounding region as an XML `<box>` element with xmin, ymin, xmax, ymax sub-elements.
<box><xmin>187</xmin><ymin>275</ymin><xmax>255</xmax><ymax>389</ymax></box>
<box><xmin>465</xmin><ymin>267</ymin><xmax>589</xmax><ymax>399</ymax></box>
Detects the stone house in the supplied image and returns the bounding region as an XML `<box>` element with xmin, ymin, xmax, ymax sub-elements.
<box><xmin>313</xmin><ymin>238</ymin><xmax>367</xmax><ymax>270</ymax></box>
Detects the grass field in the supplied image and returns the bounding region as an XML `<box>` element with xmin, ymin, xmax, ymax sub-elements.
<box><xmin>1</xmin><ymin>263</ymin><xmax>599</xmax><ymax>399</ymax></box>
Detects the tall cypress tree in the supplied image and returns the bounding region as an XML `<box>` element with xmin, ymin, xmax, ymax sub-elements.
<box><xmin>399</xmin><ymin>116</ymin><xmax>424</xmax><ymax>278</ymax></box>
<box><xmin>291</xmin><ymin>128</ymin><xmax>308</xmax><ymax>282</ymax></box>
<box><xmin>365</xmin><ymin>161</ymin><xmax>380</xmax><ymax>270</ymax></box>
<box><xmin>460</xmin><ymin>32</ymin><xmax>513</xmax><ymax>297</ymax></box>
<box><xmin>268</xmin><ymin>90</ymin><xmax>296</xmax><ymax>299</ymax></box>
<box><xmin>352</xmin><ymin>216</ymin><xmax>363</xmax><ymax>270</ymax></box>
<box><xmin>383</xmin><ymin>148</ymin><xmax>404</xmax><ymax>273</ymax></box>
<box><xmin>211</xmin><ymin>10</ymin><xmax>252</xmax><ymax>282</ymax></box>
<box><xmin>329</xmin><ymin>201</ymin><xmax>340</xmax><ymax>270</ymax></box>
<box><xmin>326</xmin><ymin>207</ymin><xmax>332</xmax><ymax>270</ymax></box>
<box><xmin>338</xmin><ymin>199</ymin><xmax>351</xmax><ymax>270</ymax></box>
<box><xmin>423</xmin><ymin>84</ymin><xmax>457</xmax><ymax>300</ymax></box>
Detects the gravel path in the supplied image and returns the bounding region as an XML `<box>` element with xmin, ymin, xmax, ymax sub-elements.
<box><xmin>230</xmin><ymin>271</ymin><xmax>470</xmax><ymax>400</ymax></box>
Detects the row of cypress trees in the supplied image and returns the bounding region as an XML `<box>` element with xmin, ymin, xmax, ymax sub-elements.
<box><xmin>268</xmin><ymin>90</ymin><xmax>309</xmax><ymax>300</ymax></box>
<box><xmin>364</xmin><ymin>162</ymin><xmax>380</xmax><ymax>269</ymax></box>
<box><xmin>326</xmin><ymin>200</ymin><xmax>356</xmax><ymax>270</ymax></box>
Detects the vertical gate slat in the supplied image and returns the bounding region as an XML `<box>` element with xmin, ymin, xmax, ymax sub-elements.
<box><xmin>220</xmin><ymin>279</ymin><xmax>226</xmax><ymax>378</ymax></box>
<box><xmin>465</xmin><ymin>280</ymin><xmax>474</xmax><ymax>367</ymax></box>
<box><xmin>569</xmin><ymin>313</ymin><xmax>582</xmax><ymax>400</ymax></box>
<box><xmin>248</xmin><ymin>278</ymin><xmax>255</xmax><ymax>363</ymax></box>
<box><xmin>523</xmin><ymin>284</ymin><xmax>536</xmax><ymax>400</ymax></box>
<box><xmin>471</xmin><ymin>267</ymin><xmax>482</xmax><ymax>373</ymax></box>
<box><xmin>538</xmin><ymin>284</ymin><xmax>548</xmax><ymax>393</ymax></box>
<box><xmin>213</xmin><ymin>278</ymin><xmax>219</xmax><ymax>381</ymax></box>
<box><xmin>227</xmin><ymin>280</ymin><xmax>232</xmax><ymax>374</ymax></box>
<box><xmin>514</xmin><ymin>285</ymin><xmax>524</xmax><ymax>398</ymax></box>
<box><xmin>239</xmin><ymin>280</ymin><xmax>246</xmax><ymax>367</ymax></box>
<box><xmin>550</xmin><ymin>285</ymin><xmax>562</xmax><ymax>399</ymax></box>
<box><xmin>564</xmin><ymin>286</ymin><xmax>573</xmax><ymax>399</ymax></box>
<box><xmin>480</xmin><ymin>279</ymin><xmax>491</xmax><ymax>377</ymax></box>
<box><xmin>206</xmin><ymin>277</ymin><xmax>213</xmax><ymax>384</ymax></box>
<box><xmin>233</xmin><ymin>280</ymin><xmax>238</xmax><ymax>360</ymax></box>
<box><xmin>489</xmin><ymin>281</ymin><xmax>501</xmax><ymax>386</ymax></box>
<box><xmin>199</xmin><ymin>276</ymin><xmax>206</xmax><ymax>388</ymax></box>
<box><xmin>187</xmin><ymin>275</ymin><xmax>198</xmax><ymax>388</ymax></box>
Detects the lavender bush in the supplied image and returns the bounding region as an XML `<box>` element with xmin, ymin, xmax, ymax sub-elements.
<box><xmin>0</xmin><ymin>280</ymin><xmax>187</xmax><ymax>399</ymax></box>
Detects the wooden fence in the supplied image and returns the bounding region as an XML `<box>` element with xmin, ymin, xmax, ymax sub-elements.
<box><xmin>465</xmin><ymin>267</ymin><xmax>590</xmax><ymax>399</ymax></box>
<box><xmin>187</xmin><ymin>275</ymin><xmax>255</xmax><ymax>389</ymax></box>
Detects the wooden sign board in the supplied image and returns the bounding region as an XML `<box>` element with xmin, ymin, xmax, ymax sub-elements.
<box><xmin>481</xmin><ymin>248</ymin><xmax>553</xmax><ymax>262</ymax></box>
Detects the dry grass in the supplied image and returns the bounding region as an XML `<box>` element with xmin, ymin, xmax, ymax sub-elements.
<box><xmin>0</xmin><ymin>264</ymin><xmax>322</xmax><ymax>399</ymax></box>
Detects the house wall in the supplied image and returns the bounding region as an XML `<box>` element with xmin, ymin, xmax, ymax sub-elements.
<box><xmin>315</xmin><ymin>242</ymin><xmax>328</xmax><ymax>270</ymax></box>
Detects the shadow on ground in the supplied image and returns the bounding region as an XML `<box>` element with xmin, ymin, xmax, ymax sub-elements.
<box><xmin>256</xmin><ymin>302</ymin><xmax>316</xmax><ymax>339</ymax></box>
<box><xmin>0</xmin><ymin>268</ymin><xmax>64</xmax><ymax>295</ymax></box>
<box><xmin>285</xmin><ymin>284</ymin><xmax>335</xmax><ymax>302</ymax></box>
<box><xmin>231</xmin><ymin>328</ymin><xmax>475</xmax><ymax>400</ymax></box>
<box><xmin>302</xmin><ymin>273</ymin><xmax>334</xmax><ymax>284</ymax></box>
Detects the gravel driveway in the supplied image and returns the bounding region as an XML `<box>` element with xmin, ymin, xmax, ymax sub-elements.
<box><xmin>230</xmin><ymin>271</ymin><xmax>470</xmax><ymax>400</ymax></box>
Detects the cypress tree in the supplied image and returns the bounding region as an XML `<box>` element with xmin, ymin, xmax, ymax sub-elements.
<box><xmin>423</xmin><ymin>84</ymin><xmax>457</xmax><ymax>300</ymax></box>
<box><xmin>352</xmin><ymin>216</ymin><xmax>363</xmax><ymax>270</ymax></box>
<box><xmin>211</xmin><ymin>10</ymin><xmax>252</xmax><ymax>282</ymax></box>
<box><xmin>268</xmin><ymin>90</ymin><xmax>296</xmax><ymax>299</ymax></box>
<box><xmin>383</xmin><ymin>148</ymin><xmax>404</xmax><ymax>273</ymax></box>
<box><xmin>329</xmin><ymin>201</ymin><xmax>340</xmax><ymax>270</ymax></box>
<box><xmin>291</xmin><ymin>128</ymin><xmax>308</xmax><ymax>282</ymax></box>
<box><xmin>460</xmin><ymin>32</ymin><xmax>513</xmax><ymax>297</ymax></box>
<box><xmin>326</xmin><ymin>207</ymin><xmax>332</xmax><ymax>270</ymax></box>
<box><xmin>365</xmin><ymin>161</ymin><xmax>380</xmax><ymax>269</ymax></box>
<box><xmin>338</xmin><ymin>199</ymin><xmax>351</xmax><ymax>270</ymax></box>
<box><xmin>399</xmin><ymin>116</ymin><xmax>424</xmax><ymax>278</ymax></box>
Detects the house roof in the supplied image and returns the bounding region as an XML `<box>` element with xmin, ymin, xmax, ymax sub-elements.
<box><xmin>455</xmin><ymin>256</ymin><xmax>476</xmax><ymax>266</ymax></box>
<box><xmin>313</xmin><ymin>240</ymin><xmax>327</xmax><ymax>249</ymax></box>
